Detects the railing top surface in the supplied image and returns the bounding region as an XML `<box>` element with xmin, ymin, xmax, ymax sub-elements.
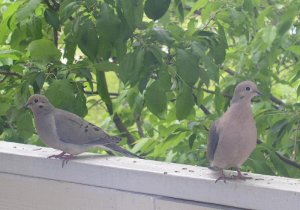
<box><xmin>0</xmin><ymin>141</ymin><xmax>299</xmax><ymax>210</ymax></box>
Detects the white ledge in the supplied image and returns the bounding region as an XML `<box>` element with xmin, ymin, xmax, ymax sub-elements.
<box><xmin>0</xmin><ymin>141</ymin><xmax>299</xmax><ymax>210</ymax></box>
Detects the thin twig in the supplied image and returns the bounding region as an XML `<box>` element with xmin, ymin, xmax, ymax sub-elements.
<box><xmin>83</xmin><ymin>89</ymin><xmax>119</xmax><ymax>97</ymax></box>
<box><xmin>192</xmin><ymin>93</ymin><xmax>211</xmax><ymax>115</ymax></box>
<box><xmin>202</xmin><ymin>88</ymin><xmax>231</xmax><ymax>98</ymax></box>
<box><xmin>135</xmin><ymin>116</ymin><xmax>145</xmax><ymax>138</ymax></box>
<box><xmin>0</xmin><ymin>76</ymin><xmax>8</xmax><ymax>83</ymax></box>
<box><xmin>0</xmin><ymin>71</ymin><xmax>22</xmax><ymax>78</ymax></box>
<box><xmin>275</xmin><ymin>152</ymin><xmax>300</xmax><ymax>169</ymax></box>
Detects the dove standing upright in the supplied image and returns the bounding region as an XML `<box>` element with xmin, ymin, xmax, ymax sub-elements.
<box><xmin>207</xmin><ymin>81</ymin><xmax>261</xmax><ymax>182</ymax></box>
<box><xmin>25</xmin><ymin>94</ymin><xmax>140</xmax><ymax>167</ymax></box>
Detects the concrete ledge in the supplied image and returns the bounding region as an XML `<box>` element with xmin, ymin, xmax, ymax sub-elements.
<box><xmin>0</xmin><ymin>141</ymin><xmax>299</xmax><ymax>210</ymax></box>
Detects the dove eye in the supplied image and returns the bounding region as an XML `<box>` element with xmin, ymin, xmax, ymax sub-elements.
<box><xmin>245</xmin><ymin>87</ymin><xmax>251</xmax><ymax>91</ymax></box>
<box><xmin>34</xmin><ymin>99</ymin><xmax>38</xmax><ymax>103</ymax></box>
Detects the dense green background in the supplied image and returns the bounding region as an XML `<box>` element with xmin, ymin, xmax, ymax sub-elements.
<box><xmin>0</xmin><ymin>0</ymin><xmax>299</xmax><ymax>177</ymax></box>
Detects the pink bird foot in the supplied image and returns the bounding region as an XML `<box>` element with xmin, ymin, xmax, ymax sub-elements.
<box><xmin>47</xmin><ymin>152</ymin><xmax>67</xmax><ymax>159</ymax></box>
<box><xmin>47</xmin><ymin>152</ymin><xmax>74</xmax><ymax>167</ymax></box>
<box><xmin>61</xmin><ymin>154</ymin><xmax>74</xmax><ymax>168</ymax></box>
<box><xmin>233</xmin><ymin>168</ymin><xmax>252</xmax><ymax>180</ymax></box>
<box><xmin>215</xmin><ymin>169</ymin><xmax>228</xmax><ymax>183</ymax></box>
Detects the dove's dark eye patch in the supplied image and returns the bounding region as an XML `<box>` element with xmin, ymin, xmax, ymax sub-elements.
<box><xmin>246</xmin><ymin>87</ymin><xmax>250</xmax><ymax>91</ymax></box>
<box><xmin>34</xmin><ymin>99</ymin><xmax>39</xmax><ymax>103</ymax></box>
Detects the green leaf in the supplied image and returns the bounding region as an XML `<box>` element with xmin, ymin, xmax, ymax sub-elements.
<box><xmin>214</xmin><ymin>86</ymin><xmax>223</xmax><ymax>114</ymax></box>
<box><xmin>0</xmin><ymin>98</ymin><xmax>11</xmax><ymax>116</ymax></box>
<box><xmin>64</xmin><ymin>34</ymin><xmax>77</xmax><ymax>64</ymax></box>
<box><xmin>176</xmin><ymin>86</ymin><xmax>194</xmax><ymax>120</ymax></box>
<box><xmin>77</xmin><ymin>19</ymin><xmax>99</xmax><ymax>61</ymax></box>
<box><xmin>269</xmin><ymin>151</ymin><xmax>289</xmax><ymax>177</ymax></box>
<box><xmin>174</xmin><ymin>0</ymin><xmax>184</xmax><ymax>22</ymax></box>
<box><xmin>28</xmin><ymin>39</ymin><xmax>61</xmax><ymax>62</ymax></box>
<box><xmin>212</xmin><ymin>23</ymin><xmax>227</xmax><ymax>64</ymax></box>
<box><xmin>187</xmin><ymin>0</ymin><xmax>208</xmax><ymax>17</ymax></box>
<box><xmin>127</xmin><ymin>87</ymin><xmax>144</xmax><ymax>116</ymax></box>
<box><xmin>176</xmin><ymin>49</ymin><xmax>199</xmax><ymax>86</ymax></box>
<box><xmin>16</xmin><ymin>112</ymin><xmax>34</xmax><ymax>139</ymax></box>
<box><xmin>144</xmin><ymin>0</ymin><xmax>171</xmax><ymax>20</ymax></box>
<box><xmin>45</xmin><ymin>80</ymin><xmax>87</xmax><ymax>117</ymax></box>
<box><xmin>0</xmin><ymin>50</ymin><xmax>22</xmax><ymax>60</ymax></box>
<box><xmin>96</xmin><ymin>71</ymin><xmax>112</xmax><ymax>108</ymax></box>
<box><xmin>149</xmin><ymin>27</ymin><xmax>174</xmax><ymax>46</ymax></box>
<box><xmin>188</xmin><ymin>133</ymin><xmax>197</xmax><ymax>148</ymax></box>
<box><xmin>96</xmin><ymin>3</ymin><xmax>121</xmax><ymax>42</ymax></box>
<box><xmin>202</xmin><ymin>53</ymin><xmax>219</xmax><ymax>82</ymax></box>
<box><xmin>289</xmin><ymin>45</ymin><xmax>300</xmax><ymax>55</ymax></box>
<box><xmin>262</xmin><ymin>26</ymin><xmax>276</xmax><ymax>48</ymax></box>
<box><xmin>144</xmin><ymin>81</ymin><xmax>167</xmax><ymax>118</ymax></box>
<box><xmin>0</xmin><ymin>1</ymin><xmax>23</xmax><ymax>43</ymax></box>
<box><xmin>277</xmin><ymin>5</ymin><xmax>297</xmax><ymax>35</ymax></box>
<box><xmin>44</xmin><ymin>9</ymin><xmax>60</xmax><ymax>31</ymax></box>
<box><xmin>118</xmin><ymin>49</ymin><xmax>145</xmax><ymax>85</ymax></box>
<box><xmin>118</xmin><ymin>0</ymin><xmax>143</xmax><ymax>31</ymax></box>
<box><xmin>94</xmin><ymin>61</ymin><xmax>119</xmax><ymax>72</ymax></box>
<box><xmin>157</xmin><ymin>66</ymin><xmax>172</xmax><ymax>91</ymax></box>
<box><xmin>16</xmin><ymin>0</ymin><xmax>41</xmax><ymax>21</ymax></box>
<box><xmin>60</xmin><ymin>1</ymin><xmax>80</xmax><ymax>22</ymax></box>
<box><xmin>85</xmin><ymin>0</ymin><xmax>97</xmax><ymax>10</ymax></box>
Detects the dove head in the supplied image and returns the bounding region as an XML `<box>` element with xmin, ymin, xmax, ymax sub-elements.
<box><xmin>231</xmin><ymin>81</ymin><xmax>261</xmax><ymax>104</ymax></box>
<box><xmin>25</xmin><ymin>94</ymin><xmax>54</xmax><ymax>115</ymax></box>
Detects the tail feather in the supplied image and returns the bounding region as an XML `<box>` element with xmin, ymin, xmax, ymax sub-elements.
<box><xmin>103</xmin><ymin>143</ymin><xmax>142</xmax><ymax>159</ymax></box>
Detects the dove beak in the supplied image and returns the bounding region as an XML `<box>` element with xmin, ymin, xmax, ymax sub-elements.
<box><xmin>254</xmin><ymin>90</ymin><xmax>263</xmax><ymax>96</ymax></box>
<box><xmin>23</xmin><ymin>102</ymin><xmax>31</xmax><ymax>109</ymax></box>
<box><xmin>253</xmin><ymin>90</ymin><xmax>262</xmax><ymax>96</ymax></box>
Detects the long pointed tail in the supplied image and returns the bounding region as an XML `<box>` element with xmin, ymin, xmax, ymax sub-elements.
<box><xmin>103</xmin><ymin>143</ymin><xmax>142</xmax><ymax>159</ymax></box>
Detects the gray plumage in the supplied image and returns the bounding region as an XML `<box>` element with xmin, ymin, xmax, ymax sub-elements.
<box><xmin>25</xmin><ymin>94</ymin><xmax>139</xmax><ymax>163</ymax></box>
<box><xmin>207</xmin><ymin>81</ymin><xmax>261</xmax><ymax>182</ymax></box>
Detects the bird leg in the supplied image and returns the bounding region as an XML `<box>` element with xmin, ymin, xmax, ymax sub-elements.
<box><xmin>215</xmin><ymin>169</ymin><xmax>228</xmax><ymax>183</ymax></box>
<box><xmin>47</xmin><ymin>152</ymin><xmax>74</xmax><ymax>168</ymax></box>
<box><xmin>47</xmin><ymin>151</ymin><xmax>67</xmax><ymax>159</ymax></box>
<box><xmin>61</xmin><ymin>154</ymin><xmax>74</xmax><ymax>168</ymax></box>
<box><xmin>233</xmin><ymin>168</ymin><xmax>252</xmax><ymax>180</ymax></box>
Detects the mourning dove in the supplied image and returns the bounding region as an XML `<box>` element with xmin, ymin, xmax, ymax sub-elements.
<box><xmin>25</xmin><ymin>94</ymin><xmax>140</xmax><ymax>166</ymax></box>
<box><xmin>207</xmin><ymin>81</ymin><xmax>261</xmax><ymax>182</ymax></box>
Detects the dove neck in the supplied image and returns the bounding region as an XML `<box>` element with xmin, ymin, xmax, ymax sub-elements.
<box><xmin>32</xmin><ymin>107</ymin><xmax>55</xmax><ymax>119</ymax></box>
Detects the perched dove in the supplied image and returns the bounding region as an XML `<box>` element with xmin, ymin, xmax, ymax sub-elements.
<box><xmin>25</xmin><ymin>94</ymin><xmax>140</xmax><ymax>166</ymax></box>
<box><xmin>207</xmin><ymin>81</ymin><xmax>261</xmax><ymax>182</ymax></box>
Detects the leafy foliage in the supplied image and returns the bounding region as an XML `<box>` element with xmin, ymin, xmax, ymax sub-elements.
<box><xmin>0</xmin><ymin>0</ymin><xmax>300</xmax><ymax>178</ymax></box>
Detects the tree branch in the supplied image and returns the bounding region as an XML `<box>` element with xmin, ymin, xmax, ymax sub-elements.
<box><xmin>275</xmin><ymin>152</ymin><xmax>300</xmax><ymax>169</ymax></box>
<box><xmin>257</xmin><ymin>139</ymin><xmax>300</xmax><ymax>169</ymax></box>
<box><xmin>135</xmin><ymin>116</ymin><xmax>145</xmax><ymax>138</ymax></box>
<box><xmin>0</xmin><ymin>70</ymin><xmax>22</xmax><ymax>78</ymax></box>
<box><xmin>192</xmin><ymin>93</ymin><xmax>211</xmax><ymax>115</ymax></box>
<box><xmin>0</xmin><ymin>76</ymin><xmax>8</xmax><ymax>83</ymax></box>
<box><xmin>96</xmin><ymin>71</ymin><xmax>136</xmax><ymax>146</ymax></box>
<box><xmin>83</xmin><ymin>89</ymin><xmax>119</xmax><ymax>97</ymax></box>
<box><xmin>201</xmin><ymin>88</ymin><xmax>231</xmax><ymax>98</ymax></box>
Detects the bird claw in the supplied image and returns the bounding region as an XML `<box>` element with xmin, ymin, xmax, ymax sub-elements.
<box><xmin>47</xmin><ymin>152</ymin><xmax>73</xmax><ymax>168</ymax></box>
<box><xmin>47</xmin><ymin>152</ymin><xmax>67</xmax><ymax>159</ymax></box>
<box><xmin>215</xmin><ymin>170</ymin><xmax>229</xmax><ymax>183</ymax></box>
<box><xmin>61</xmin><ymin>155</ymin><xmax>74</xmax><ymax>168</ymax></box>
<box><xmin>215</xmin><ymin>175</ymin><xmax>228</xmax><ymax>183</ymax></box>
<box><xmin>233</xmin><ymin>169</ymin><xmax>252</xmax><ymax>180</ymax></box>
